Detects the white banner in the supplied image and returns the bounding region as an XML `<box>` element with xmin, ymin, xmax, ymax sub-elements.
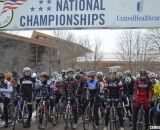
<box><xmin>0</xmin><ymin>0</ymin><xmax>160</xmax><ymax>30</ymax></box>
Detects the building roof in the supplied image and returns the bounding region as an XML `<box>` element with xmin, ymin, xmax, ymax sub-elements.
<box><xmin>0</xmin><ymin>32</ymin><xmax>57</xmax><ymax>48</ymax></box>
<box><xmin>32</xmin><ymin>31</ymin><xmax>92</xmax><ymax>53</ymax></box>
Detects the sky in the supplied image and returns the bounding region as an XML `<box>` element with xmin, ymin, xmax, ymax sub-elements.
<box><xmin>11</xmin><ymin>29</ymin><xmax>123</xmax><ymax>53</ymax></box>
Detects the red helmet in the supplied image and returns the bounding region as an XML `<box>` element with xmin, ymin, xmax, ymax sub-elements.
<box><xmin>41</xmin><ymin>72</ymin><xmax>49</xmax><ymax>79</ymax></box>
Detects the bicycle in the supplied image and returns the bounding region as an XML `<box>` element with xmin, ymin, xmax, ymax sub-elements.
<box><xmin>0</xmin><ymin>98</ymin><xmax>14</xmax><ymax>126</ymax></box>
<box><xmin>12</xmin><ymin>94</ymin><xmax>29</xmax><ymax>130</ymax></box>
<box><xmin>36</xmin><ymin>95</ymin><xmax>58</xmax><ymax>129</ymax></box>
<box><xmin>105</xmin><ymin>98</ymin><xmax>122</xmax><ymax>130</ymax></box>
<box><xmin>83</xmin><ymin>97</ymin><xmax>96</xmax><ymax>130</ymax></box>
<box><xmin>64</xmin><ymin>91</ymin><xmax>75</xmax><ymax>129</ymax></box>
<box><xmin>49</xmin><ymin>94</ymin><xmax>59</xmax><ymax>126</ymax></box>
<box><xmin>134</xmin><ymin>101</ymin><xmax>149</xmax><ymax>130</ymax></box>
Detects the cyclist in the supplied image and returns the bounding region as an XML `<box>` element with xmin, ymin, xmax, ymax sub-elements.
<box><xmin>103</xmin><ymin>68</ymin><xmax>124</xmax><ymax>130</ymax></box>
<box><xmin>86</xmin><ymin>71</ymin><xmax>100</xmax><ymax>130</ymax></box>
<box><xmin>18</xmin><ymin>67</ymin><xmax>35</xmax><ymax>128</ymax></box>
<box><xmin>0</xmin><ymin>73</ymin><xmax>13</xmax><ymax>128</ymax></box>
<box><xmin>96</xmin><ymin>72</ymin><xmax>106</xmax><ymax>109</ymax></box>
<box><xmin>11</xmin><ymin>71</ymin><xmax>19</xmax><ymax>89</ymax></box>
<box><xmin>155</xmin><ymin>94</ymin><xmax>160</xmax><ymax>126</ymax></box>
<box><xmin>74</xmin><ymin>73</ymin><xmax>87</xmax><ymax>115</ymax></box>
<box><xmin>52</xmin><ymin>76</ymin><xmax>63</xmax><ymax>105</ymax></box>
<box><xmin>34</xmin><ymin>72</ymin><xmax>53</xmax><ymax>113</ymax></box>
<box><xmin>61</xmin><ymin>69</ymin><xmax>66</xmax><ymax>80</ymax></box>
<box><xmin>132</xmin><ymin>70</ymin><xmax>153</xmax><ymax>130</ymax></box>
<box><xmin>63</xmin><ymin>68</ymin><xmax>79</xmax><ymax>129</ymax></box>
<box><xmin>149</xmin><ymin>74</ymin><xmax>160</xmax><ymax>125</ymax></box>
<box><xmin>4</xmin><ymin>72</ymin><xmax>12</xmax><ymax>83</ymax></box>
<box><xmin>123</xmin><ymin>71</ymin><xmax>135</xmax><ymax>123</ymax></box>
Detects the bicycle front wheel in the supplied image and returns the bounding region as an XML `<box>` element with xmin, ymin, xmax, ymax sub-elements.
<box><xmin>36</xmin><ymin>103</ymin><xmax>48</xmax><ymax>129</ymax></box>
<box><xmin>50</xmin><ymin>106</ymin><xmax>58</xmax><ymax>126</ymax></box>
<box><xmin>83</xmin><ymin>107</ymin><xmax>92</xmax><ymax>130</ymax></box>
<box><xmin>137</xmin><ymin>109</ymin><xmax>144</xmax><ymax>130</ymax></box>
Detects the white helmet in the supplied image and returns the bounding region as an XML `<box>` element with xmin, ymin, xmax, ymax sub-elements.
<box><xmin>67</xmin><ymin>68</ymin><xmax>74</xmax><ymax>73</ymax></box>
<box><xmin>32</xmin><ymin>73</ymin><xmax>37</xmax><ymax>78</ymax></box>
<box><xmin>124</xmin><ymin>70</ymin><xmax>131</xmax><ymax>75</ymax></box>
<box><xmin>56</xmin><ymin>77</ymin><xmax>63</xmax><ymax>83</ymax></box>
<box><xmin>136</xmin><ymin>73</ymin><xmax>140</xmax><ymax>79</ymax></box>
<box><xmin>109</xmin><ymin>68</ymin><xmax>117</xmax><ymax>73</ymax></box>
<box><xmin>53</xmin><ymin>71</ymin><xmax>58</xmax><ymax>76</ymax></box>
<box><xmin>23</xmin><ymin>67</ymin><xmax>31</xmax><ymax>73</ymax></box>
<box><xmin>116</xmin><ymin>72</ymin><xmax>123</xmax><ymax>78</ymax></box>
<box><xmin>96</xmin><ymin>72</ymin><xmax>103</xmax><ymax>78</ymax></box>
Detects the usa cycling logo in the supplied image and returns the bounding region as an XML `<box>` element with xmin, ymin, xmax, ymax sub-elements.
<box><xmin>0</xmin><ymin>0</ymin><xmax>13</xmax><ymax>28</ymax></box>
<box><xmin>137</xmin><ymin>0</ymin><xmax>144</xmax><ymax>13</ymax></box>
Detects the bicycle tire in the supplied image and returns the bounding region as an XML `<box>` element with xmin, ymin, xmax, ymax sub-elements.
<box><xmin>91</xmin><ymin>109</ymin><xmax>96</xmax><ymax>129</ymax></box>
<box><xmin>36</xmin><ymin>102</ymin><xmax>48</xmax><ymax>129</ymax></box>
<box><xmin>8</xmin><ymin>103</ymin><xmax>15</xmax><ymax>124</ymax></box>
<box><xmin>12</xmin><ymin>110</ymin><xmax>18</xmax><ymax>130</ymax></box>
<box><xmin>83</xmin><ymin>107</ymin><xmax>92</xmax><ymax>130</ymax></box>
<box><xmin>64</xmin><ymin>109</ymin><xmax>69</xmax><ymax>129</ymax></box>
<box><xmin>50</xmin><ymin>106</ymin><xmax>58</xmax><ymax>126</ymax></box>
<box><xmin>70</xmin><ymin>110</ymin><xmax>74</xmax><ymax>128</ymax></box>
<box><xmin>22</xmin><ymin>102</ymin><xmax>29</xmax><ymax>126</ymax></box>
<box><xmin>149</xmin><ymin>107</ymin><xmax>156</xmax><ymax>126</ymax></box>
<box><xmin>137</xmin><ymin>109</ymin><xmax>144</xmax><ymax>130</ymax></box>
<box><xmin>110</xmin><ymin>108</ymin><xmax>117</xmax><ymax>130</ymax></box>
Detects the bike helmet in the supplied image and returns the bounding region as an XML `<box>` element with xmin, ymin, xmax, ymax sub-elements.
<box><xmin>0</xmin><ymin>73</ymin><xmax>4</xmax><ymax>79</ymax></box>
<box><xmin>41</xmin><ymin>72</ymin><xmax>49</xmax><ymax>79</ymax></box>
<box><xmin>5</xmin><ymin>72</ymin><xmax>12</xmax><ymax>78</ymax></box>
<box><xmin>124</xmin><ymin>70</ymin><xmax>131</xmax><ymax>76</ymax></box>
<box><xmin>96</xmin><ymin>72</ymin><xmax>104</xmax><ymax>78</ymax></box>
<box><xmin>32</xmin><ymin>73</ymin><xmax>37</xmax><ymax>78</ymax></box>
<box><xmin>56</xmin><ymin>77</ymin><xmax>63</xmax><ymax>83</ymax></box>
<box><xmin>116</xmin><ymin>72</ymin><xmax>123</xmax><ymax>79</ymax></box>
<box><xmin>23</xmin><ymin>67</ymin><xmax>31</xmax><ymax>73</ymax></box>
<box><xmin>109</xmin><ymin>68</ymin><xmax>117</xmax><ymax>74</ymax></box>
<box><xmin>74</xmin><ymin>73</ymin><xmax>82</xmax><ymax>80</ymax></box>
<box><xmin>140</xmin><ymin>70</ymin><xmax>147</xmax><ymax>76</ymax></box>
<box><xmin>87</xmin><ymin>71</ymin><xmax>95</xmax><ymax>77</ymax></box>
<box><xmin>12</xmin><ymin>71</ymin><xmax>18</xmax><ymax>78</ymax></box>
<box><xmin>67</xmin><ymin>68</ymin><xmax>74</xmax><ymax>73</ymax></box>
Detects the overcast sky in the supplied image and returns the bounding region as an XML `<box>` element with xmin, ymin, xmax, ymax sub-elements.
<box><xmin>13</xmin><ymin>29</ymin><xmax>123</xmax><ymax>53</ymax></box>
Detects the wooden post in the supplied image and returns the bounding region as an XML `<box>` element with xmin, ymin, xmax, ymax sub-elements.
<box><xmin>35</xmin><ymin>45</ymin><xmax>38</xmax><ymax>71</ymax></box>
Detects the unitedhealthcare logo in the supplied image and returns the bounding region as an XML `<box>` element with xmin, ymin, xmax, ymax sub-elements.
<box><xmin>137</xmin><ymin>0</ymin><xmax>144</xmax><ymax>13</ymax></box>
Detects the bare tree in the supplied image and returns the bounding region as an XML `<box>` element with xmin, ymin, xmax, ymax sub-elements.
<box><xmin>78</xmin><ymin>36</ymin><xmax>103</xmax><ymax>71</ymax></box>
<box><xmin>117</xmin><ymin>30</ymin><xmax>157</xmax><ymax>72</ymax></box>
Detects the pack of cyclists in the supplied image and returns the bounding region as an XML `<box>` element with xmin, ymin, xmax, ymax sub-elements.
<box><xmin>0</xmin><ymin>67</ymin><xmax>160</xmax><ymax>130</ymax></box>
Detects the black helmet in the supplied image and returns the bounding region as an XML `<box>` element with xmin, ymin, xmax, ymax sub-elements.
<box><xmin>0</xmin><ymin>73</ymin><xmax>5</xmax><ymax>79</ymax></box>
<box><xmin>140</xmin><ymin>70</ymin><xmax>147</xmax><ymax>76</ymax></box>
<box><xmin>75</xmin><ymin>73</ymin><xmax>82</xmax><ymax>80</ymax></box>
<box><xmin>12</xmin><ymin>71</ymin><xmax>18</xmax><ymax>78</ymax></box>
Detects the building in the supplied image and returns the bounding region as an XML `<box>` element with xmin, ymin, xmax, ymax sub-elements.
<box><xmin>0</xmin><ymin>31</ymin><xmax>91</xmax><ymax>75</ymax></box>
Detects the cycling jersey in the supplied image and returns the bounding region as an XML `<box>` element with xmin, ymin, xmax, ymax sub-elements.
<box><xmin>152</xmin><ymin>80</ymin><xmax>160</xmax><ymax>100</ymax></box>
<box><xmin>20</xmin><ymin>77</ymin><xmax>35</xmax><ymax>95</ymax></box>
<box><xmin>34</xmin><ymin>83</ymin><xmax>53</xmax><ymax>98</ymax></box>
<box><xmin>87</xmin><ymin>80</ymin><xmax>97</xmax><ymax>90</ymax></box>
<box><xmin>106</xmin><ymin>78</ymin><xmax>122</xmax><ymax>98</ymax></box>
<box><xmin>63</xmin><ymin>78</ymin><xmax>78</xmax><ymax>96</ymax></box>
<box><xmin>0</xmin><ymin>80</ymin><xmax>13</xmax><ymax>98</ymax></box>
<box><xmin>134</xmin><ymin>79</ymin><xmax>152</xmax><ymax>100</ymax></box>
<box><xmin>86</xmin><ymin>80</ymin><xmax>100</xmax><ymax>97</ymax></box>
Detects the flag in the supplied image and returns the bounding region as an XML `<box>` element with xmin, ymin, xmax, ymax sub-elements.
<box><xmin>1</xmin><ymin>0</ymin><xmax>27</xmax><ymax>14</ymax></box>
